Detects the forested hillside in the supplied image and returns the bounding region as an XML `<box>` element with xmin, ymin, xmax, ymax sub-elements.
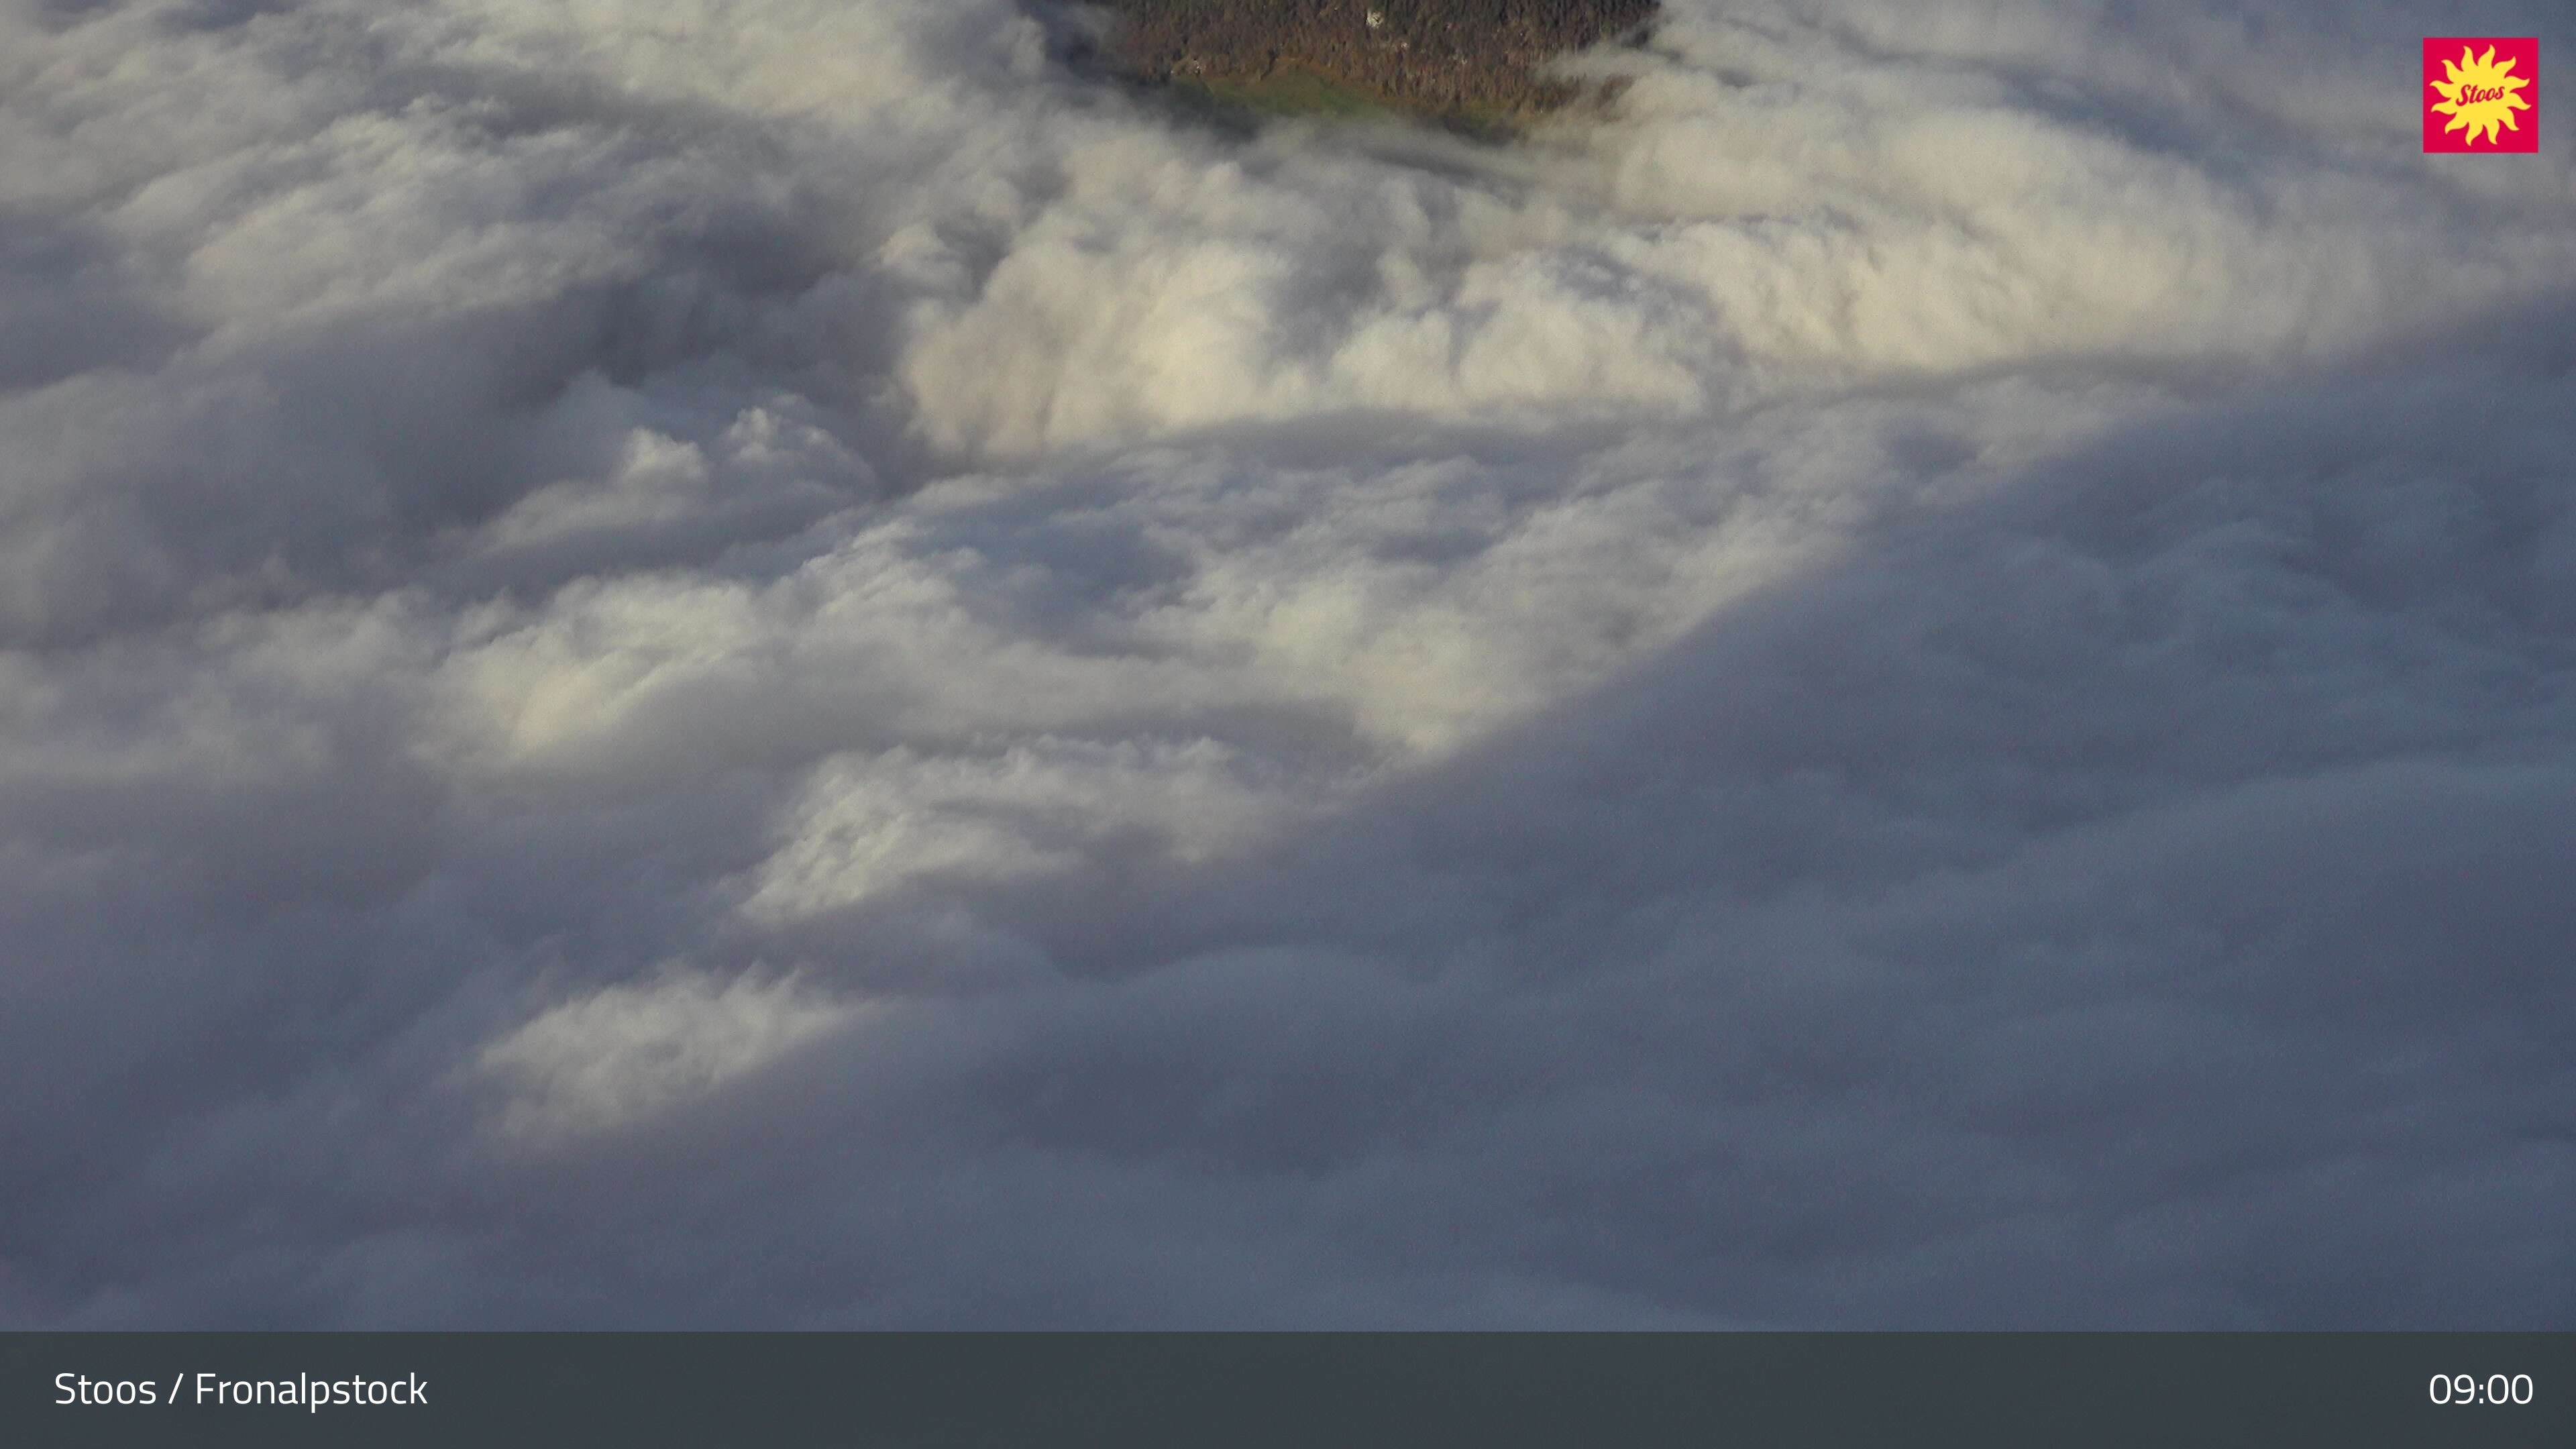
<box><xmin>1074</xmin><ymin>0</ymin><xmax>1660</xmax><ymax>122</ymax></box>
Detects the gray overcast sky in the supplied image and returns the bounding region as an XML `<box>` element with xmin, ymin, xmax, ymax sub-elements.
<box><xmin>0</xmin><ymin>0</ymin><xmax>2569</xmax><ymax>1326</ymax></box>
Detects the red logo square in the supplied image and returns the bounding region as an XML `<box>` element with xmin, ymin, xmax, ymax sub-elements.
<box><xmin>2424</xmin><ymin>38</ymin><xmax>2538</xmax><ymax>152</ymax></box>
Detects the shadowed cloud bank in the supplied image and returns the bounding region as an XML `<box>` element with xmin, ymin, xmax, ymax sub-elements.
<box><xmin>1</xmin><ymin>0</ymin><xmax>2571</xmax><ymax>1326</ymax></box>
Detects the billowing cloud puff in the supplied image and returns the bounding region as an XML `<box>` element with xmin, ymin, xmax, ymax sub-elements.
<box><xmin>0</xmin><ymin>0</ymin><xmax>2569</xmax><ymax>1326</ymax></box>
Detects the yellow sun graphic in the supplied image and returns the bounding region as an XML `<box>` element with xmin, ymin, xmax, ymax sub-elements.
<box><xmin>2428</xmin><ymin>44</ymin><xmax>2532</xmax><ymax>146</ymax></box>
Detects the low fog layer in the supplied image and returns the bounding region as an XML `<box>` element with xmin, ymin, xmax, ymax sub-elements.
<box><xmin>2</xmin><ymin>0</ymin><xmax>2570</xmax><ymax>1326</ymax></box>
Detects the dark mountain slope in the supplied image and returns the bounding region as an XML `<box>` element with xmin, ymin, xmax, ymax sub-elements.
<box><xmin>1069</xmin><ymin>0</ymin><xmax>1660</xmax><ymax>124</ymax></box>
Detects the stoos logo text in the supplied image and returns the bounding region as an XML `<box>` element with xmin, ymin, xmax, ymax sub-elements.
<box><xmin>2424</xmin><ymin>38</ymin><xmax>2537</xmax><ymax>152</ymax></box>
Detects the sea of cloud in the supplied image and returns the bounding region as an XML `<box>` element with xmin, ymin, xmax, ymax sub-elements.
<box><xmin>1</xmin><ymin>0</ymin><xmax>2569</xmax><ymax>1326</ymax></box>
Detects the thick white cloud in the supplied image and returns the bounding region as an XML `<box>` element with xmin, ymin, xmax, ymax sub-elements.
<box><xmin>478</xmin><ymin>968</ymin><xmax>859</xmax><ymax>1139</ymax></box>
<box><xmin>0</xmin><ymin>0</ymin><xmax>2569</xmax><ymax>1326</ymax></box>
